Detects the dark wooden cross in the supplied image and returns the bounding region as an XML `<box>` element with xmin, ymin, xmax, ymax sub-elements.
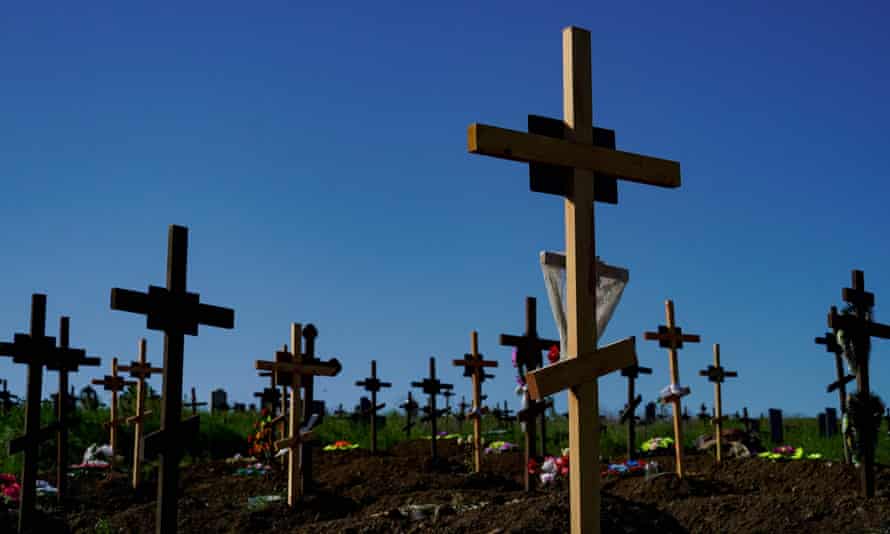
<box><xmin>400</xmin><ymin>392</ymin><xmax>419</xmax><ymax>438</ymax></box>
<box><xmin>500</xmin><ymin>296</ymin><xmax>559</xmax><ymax>460</ymax></box>
<box><xmin>355</xmin><ymin>359</ymin><xmax>391</xmax><ymax>453</ymax></box>
<box><xmin>468</xmin><ymin>25</ymin><xmax>680</xmax><ymax>534</ymax></box>
<box><xmin>442</xmin><ymin>389</ymin><xmax>455</xmax><ymax>414</ymax></box>
<box><xmin>0</xmin><ymin>295</ymin><xmax>67</xmax><ymax>532</ymax></box>
<box><xmin>619</xmin><ymin>363</ymin><xmax>652</xmax><ymax>460</ymax></box>
<box><xmin>0</xmin><ymin>379</ymin><xmax>18</xmax><ymax>413</ymax></box>
<box><xmin>412</xmin><ymin>357</ymin><xmax>453</xmax><ymax>462</ymax></box>
<box><xmin>697</xmin><ymin>403</ymin><xmax>710</xmax><ymax>422</ymax></box>
<box><xmin>518</xmin><ymin>396</ymin><xmax>553</xmax><ymax>491</ymax></box>
<box><xmin>827</xmin><ymin>269</ymin><xmax>890</xmax><ymax>497</ymax></box>
<box><xmin>452</xmin><ymin>330</ymin><xmax>498</xmax><ymax>472</ymax></box>
<box><xmin>92</xmin><ymin>356</ymin><xmax>136</xmax><ymax>467</ymax></box>
<box><xmin>184</xmin><ymin>387</ymin><xmax>207</xmax><ymax>415</ymax></box>
<box><xmin>118</xmin><ymin>338</ymin><xmax>163</xmax><ymax>488</ymax></box>
<box><xmin>698</xmin><ymin>343</ymin><xmax>737</xmax><ymax>463</ymax></box>
<box><xmin>48</xmin><ymin>316</ymin><xmax>101</xmax><ymax>501</ymax></box>
<box><xmin>815</xmin><ymin>330</ymin><xmax>854</xmax><ymax>463</ymax></box>
<box><xmin>498</xmin><ymin>400</ymin><xmax>514</xmax><ymax>425</ymax></box>
<box><xmin>457</xmin><ymin>396</ymin><xmax>469</xmax><ymax>423</ymax></box>
<box><xmin>110</xmin><ymin>225</ymin><xmax>234</xmax><ymax>534</ymax></box>
<box><xmin>740</xmin><ymin>407</ymin><xmax>757</xmax><ymax>434</ymax></box>
<box><xmin>255</xmin><ymin>323</ymin><xmax>341</xmax><ymax>506</ymax></box>
<box><xmin>644</xmin><ymin>299</ymin><xmax>701</xmax><ymax>478</ymax></box>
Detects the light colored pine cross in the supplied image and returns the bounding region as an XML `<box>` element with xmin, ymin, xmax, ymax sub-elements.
<box><xmin>698</xmin><ymin>344</ymin><xmax>737</xmax><ymax>463</ymax></box>
<box><xmin>118</xmin><ymin>338</ymin><xmax>163</xmax><ymax>488</ymax></box>
<box><xmin>255</xmin><ymin>323</ymin><xmax>341</xmax><ymax>506</ymax></box>
<box><xmin>469</xmin><ymin>25</ymin><xmax>680</xmax><ymax>534</ymax></box>
<box><xmin>92</xmin><ymin>356</ymin><xmax>136</xmax><ymax>468</ymax></box>
<box><xmin>452</xmin><ymin>330</ymin><xmax>498</xmax><ymax>473</ymax></box>
<box><xmin>643</xmin><ymin>299</ymin><xmax>700</xmax><ymax>478</ymax></box>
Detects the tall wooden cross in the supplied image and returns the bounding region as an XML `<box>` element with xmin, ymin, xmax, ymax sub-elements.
<box><xmin>49</xmin><ymin>316</ymin><xmax>101</xmax><ymax>501</ymax></box>
<box><xmin>0</xmin><ymin>295</ymin><xmax>67</xmax><ymax>532</ymax></box>
<box><xmin>355</xmin><ymin>360</ymin><xmax>391</xmax><ymax>453</ymax></box>
<box><xmin>644</xmin><ymin>299</ymin><xmax>700</xmax><ymax>478</ymax></box>
<box><xmin>815</xmin><ymin>330</ymin><xmax>854</xmax><ymax>464</ymax></box>
<box><xmin>400</xmin><ymin>392</ymin><xmax>419</xmax><ymax>438</ymax></box>
<box><xmin>470</xmin><ymin>25</ymin><xmax>680</xmax><ymax>534</ymax></box>
<box><xmin>452</xmin><ymin>330</ymin><xmax>498</xmax><ymax>472</ymax></box>
<box><xmin>500</xmin><ymin>296</ymin><xmax>559</xmax><ymax>459</ymax></box>
<box><xmin>118</xmin><ymin>338</ymin><xmax>163</xmax><ymax>489</ymax></box>
<box><xmin>92</xmin><ymin>356</ymin><xmax>136</xmax><ymax>468</ymax></box>
<box><xmin>827</xmin><ymin>269</ymin><xmax>890</xmax><ymax>497</ymax></box>
<box><xmin>111</xmin><ymin>224</ymin><xmax>235</xmax><ymax>534</ymax></box>
<box><xmin>412</xmin><ymin>357</ymin><xmax>453</xmax><ymax>462</ymax></box>
<box><xmin>619</xmin><ymin>362</ymin><xmax>652</xmax><ymax>460</ymax></box>
<box><xmin>255</xmin><ymin>323</ymin><xmax>342</xmax><ymax>506</ymax></box>
<box><xmin>185</xmin><ymin>387</ymin><xmax>207</xmax><ymax>415</ymax></box>
<box><xmin>698</xmin><ymin>344</ymin><xmax>737</xmax><ymax>463</ymax></box>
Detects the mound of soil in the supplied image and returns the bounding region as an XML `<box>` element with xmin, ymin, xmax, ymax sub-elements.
<box><xmin>5</xmin><ymin>439</ymin><xmax>890</xmax><ymax>533</ymax></box>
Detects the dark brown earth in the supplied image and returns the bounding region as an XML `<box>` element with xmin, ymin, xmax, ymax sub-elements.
<box><xmin>4</xmin><ymin>439</ymin><xmax>890</xmax><ymax>533</ymax></box>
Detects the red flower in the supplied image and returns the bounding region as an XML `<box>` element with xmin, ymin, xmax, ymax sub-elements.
<box><xmin>547</xmin><ymin>345</ymin><xmax>560</xmax><ymax>364</ymax></box>
<box><xmin>527</xmin><ymin>458</ymin><xmax>539</xmax><ymax>474</ymax></box>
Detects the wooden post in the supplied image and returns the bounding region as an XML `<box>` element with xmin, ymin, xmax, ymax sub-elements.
<box><xmin>110</xmin><ymin>225</ymin><xmax>235</xmax><ymax>534</ymax></box>
<box><xmin>412</xmin><ymin>357</ymin><xmax>453</xmax><ymax>462</ymax></box>
<box><xmin>827</xmin><ymin>269</ymin><xmax>890</xmax><ymax>497</ymax></box>
<box><xmin>452</xmin><ymin>331</ymin><xmax>498</xmax><ymax>473</ymax></box>
<box><xmin>468</xmin><ymin>23</ymin><xmax>682</xmax><ymax>534</ymax></box>
<box><xmin>698</xmin><ymin>344</ymin><xmax>737</xmax><ymax>463</ymax></box>
<box><xmin>644</xmin><ymin>300</ymin><xmax>701</xmax><ymax>478</ymax></box>
<box><xmin>620</xmin><ymin>363</ymin><xmax>652</xmax><ymax>460</ymax></box>
<box><xmin>355</xmin><ymin>360</ymin><xmax>391</xmax><ymax>454</ymax></box>
<box><xmin>400</xmin><ymin>392</ymin><xmax>419</xmax><ymax>439</ymax></box>
<box><xmin>119</xmin><ymin>338</ymin><xmax>163</xmax><ymax>489</ymax></box>
<box><xmin>816</xmin><ymin>331</ymin><xmax>854</xmax><ymax>463</ymax></box>
<box><xmin>92</xmin><ymin>357</ymin><xmax>136</xmax><ymax>467</ymax></box>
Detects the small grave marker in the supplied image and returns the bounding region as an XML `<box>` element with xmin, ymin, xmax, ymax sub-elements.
<box><xmin>697</xmin><ymin>403</ymin><xmax>711</xmax><ymax>423</ymax></box>
<box><xmin>211</xmin><ymin>388</ymin><xmax>228</xmax><ymax>413</ymax></box>
<box><xmin>769</xmin><ymin>409</ymin><xmax>784</xmax><ymax>444</ymax></box>
<box><xmin>110</xmin><ymin>225</ymin><xmax>234</xmax><ymax>533</ymax></box>
<box><xmin>620</xmin><ymin>362</ymin><xmax>652</xmax><ymax>460</ymax></box>
<box><xmin>118</xmin><ymin>338</ymin><xmax>163</xmax><ymax>488</ymax></box>
<box><xmin>412</xmin><ymin>357</ymin><xmax>453</xmax><ymax>462</ymax></box>
<box><xmin>92</xmin><ymin>357</ymin><xmax>136</xmax><ymax>468</ymax></box>
<box><xmin>644</xmin><ymin>401</ymin><xmax>657</xmax><ymax>425</ymax></box>
<box><xmin>0</xmin><ymin>379</ymin><xmax>18</xmax><ymax>413</ymax></box>
<box><xmin>740</xmin><ymin>407</ymin><xmax>759</xmax><ymax>434</ymax></box>
<box><xmin>400</xmin><ymin>392</ymin><xmax>419</xmax><ymax>438</ymax></box>
<box><xmin>355</xmin><ymin>360</ymin><xmax>391</xmax><ymax>453</ymax></box>
<box><xmin>644</xmin><ymin>299</ymin><xmax>701</xmax><ymax>478</ymax></box>
<box><xmin>818</xmin><ymin>412</ymin><xmax>827</xmax><ymax>437</ymax></box>
<box><xmin>825</xmin><ymin>407</ymin><xmax>839</xmax><ymax>438</ymax></box>
<box><xmin>698</xmin><ymin>343</ymin><xmax>737</xmax><ymax>463</ymax></box>
<box><xmin>451</xmin><ymin>330</ymin><xmax>498</xmax><ymax>473</ymax></box>
<box><xmin>184</xmin><ymin>387</ymin><xmax>207</xmax><ymax>415</ymax></box>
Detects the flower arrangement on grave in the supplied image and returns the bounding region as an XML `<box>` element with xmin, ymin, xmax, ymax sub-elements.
<box><xmin>323</xmin><ymin>440</ymin><xmax>360</xmax><ymax>451</ymax></box>
<box><xmin>247</xmin><ymin>408</ymin><xmax>276</xmax><ymax>463</ymax></box>
<box><xmin>484</xmin><ymin>440</ymin><xmax>518</xmax><ymax>454</ymax></box>
<box><xmin>527</xmin><ymin>449</ymin><xmax>570</xmax><ymax>486</ymax></box>
<box><xmin>844</xmin><ymin>390</ymin><xmax>886</xmax><ymax>465</ymax></box>
<box><xmin>0</xmin><ymin>473</ymin><xmax>21</xmax><ymax>505</ymax></box>
<box><xmin>601</xmin><ymin>459</ymin><xmax>647</xmax><ymax>479</ymax></box>
<box><xmin>640</xmin><ymin>436</ymin><xmax>674</xmax><ymax>452</ymax></box>
<box><xmin>423</xmin><ymin>431</ymin><xmax>461</xmax><ymax>440</ymax></box>
<box><xmin>757</xmin><ymin>445</ymin><xmax>822</xmax><ymax>461</ymax></box>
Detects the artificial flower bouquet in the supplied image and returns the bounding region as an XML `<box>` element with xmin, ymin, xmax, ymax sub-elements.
<box><xmin>528</xmin><ymin>449</ymin><xmax>570</xmax><ymax>486</ymax></box>
<box><xmin>323</xmin><ymin>440</ymin><xmax>360</xmax><ymax>451</ymax></box>
<box><xmin>757</xmin><ymin>445</ymin><xmax>822</xmax><ymax>461</ymax></box>
<box><xmin>247</xmin><ymin>408</ymin><xmax>277</xmax><ymax>462</ymax></box>
<box><xmin>640</xmin><ymin>436</ymin><xmax>675</xmax><ymax>452</ymax></box>
<box><xmin>0</xmin><ymin>474</ymin><xmax>21</xmax><ymax>506</ymax></box>
<box><xmin>484</xmin><ymin>441</ymin><xmax>517</xmax><ymax>454</ymax></box>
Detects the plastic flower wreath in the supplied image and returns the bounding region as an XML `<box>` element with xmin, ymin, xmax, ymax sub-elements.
<box><xmin>323</xmin><ymin>440</ymin><xmax>360</xmax><ymax>451</ymax></box>
<box><xmin>247</xmin><ymin>408</ymin><xmax>276</xmax><ymax>462</ymax></box>
<box><xmin>484</xmin><ymin>441</ymin><xmax>517</xmax><ymax>454</ymax></box>
<box><xmin>640</xmin><ymin>436</ymin><xmax>675</xmax><ymax>452</ymax></box>
<box><xmin>757</xmin><ymin>445</ymin><xmax>822</xmax><ymax>461</ymax></box>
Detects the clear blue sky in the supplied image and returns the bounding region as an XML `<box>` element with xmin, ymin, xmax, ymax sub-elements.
<box><xmin>2</xmin><ymin>1</ymin><xmax>889</xmax><ymax>420</ymax></box>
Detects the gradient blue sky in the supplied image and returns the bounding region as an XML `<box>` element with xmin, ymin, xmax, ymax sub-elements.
<box><xmin>2</xmin><ymin>2</ymin><xmax>889</xmax><ymax>419</ymax></box>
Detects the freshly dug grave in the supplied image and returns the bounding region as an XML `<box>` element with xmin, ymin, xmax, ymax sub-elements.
<box><xmin>4</xmin><ymin>439</ymin><xmax>890</xmax><ymax>533</ymax></box>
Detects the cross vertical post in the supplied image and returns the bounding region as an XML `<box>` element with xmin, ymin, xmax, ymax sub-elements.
<box><xmin>92</xmin><ymin>356</ymin><xmax>135</xmax><ymax>467</ymax></box>
<box><xmin>119</xmin><ymin>338</ymin><xmax>163</xmax><ymax>488</ymax></box>
<box><xmin>619</xmin><ymin>363</ymin><xmax>651</xmax><ymax>460</ymax></box>
<box><xmin>698</xmin><ymin>344</ymin><xmax>737</xmax><ymax>463</ymax></box>
<box><xmin>355</xmin><ymin>359</ymin><xmax>391</xmax><ymax>454</ymax></box>
<box><xmin>400</xmin><ymin>392</ymin><xmax>419</xmax><ymax>439</ymax></box>
<box><xmin>301</xmin><ymin>324</ymin><xmax>319</xmax><ymax>490</ymax></box>
<box><xmin>815</xmin><ymin>331</ymin><xmax>854</xmax><ymax>464</ymax></box>
<box><xmin>412</xmin><ymin>357</ymin><xmax>453</xmax><ymax>462</ymax></box>
<box><xmin>644</xmin><ymin>300</ymin><xmax>701</xmax><ymax>478</ymax></box>
<box><xmin>185</xmin><ymin>387</ymin><xmax>207</xmax><ymax>415</ymax></box>
<box><xmin>453</xmin><ymin>330</ymin><xmax>498</xmax><ymax>472</ymax></box>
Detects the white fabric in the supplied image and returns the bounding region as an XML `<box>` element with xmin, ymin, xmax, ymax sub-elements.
<box><xmin>540</xmin><ymin>251</ymin><xmax>629</xmax><ymax>359</ymax></box>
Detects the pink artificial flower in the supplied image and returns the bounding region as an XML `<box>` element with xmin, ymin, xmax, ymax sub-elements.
<box><xmin>3</xmin><ymin>483</ymin><xmax>21</xmax><ymax>502</ymax></box>
<box><xmin>0</xmin><ymin>474</ymin><xmax>16</xmax><ymax>485</ymax></box>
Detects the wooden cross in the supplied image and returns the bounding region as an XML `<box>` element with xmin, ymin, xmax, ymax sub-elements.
<box><xmin>497</xmin><ymin>400</ymin><xmax>514</xmax><ymax>426</ymax></box>
<box><xmin>452</xmin><ymin>330</ymin><xmax>498</xmax><ymax>472</ymax></box>
<box><xmin>184</xmin><ymin>387</ymin><xmax>207</xmax><ymax>415</ymax></box>
<box><xmin>619</xmin><ymin>363</ymin><xmax>652</xmax><ymax>460</ymax></box>
<box><xmin>518</xmin><ymin>396</ymin><xmax>553</xmax><ymax>491</ymax></box>
<box><xmin>255</xmin><ymin>323</ymin><xmax>342</xmax><ymax>506</ymax></box>
<box><xmin>827</xmin><ymin>269</ymin><xmax>890</xmax><ymax>497</ymax></box>
<box><xmin>0</xmin><ymin>295</ymin><xmax>66</xmax><ymax>533</ymax></box>
<box><xmin>0</xmin><ymin>379</ymin><xmax>18</xmax><ymax>413</ymax></box>
<box><xmin>92</xmin><ymin>356</ymin><xmax>137</xmax><ymax>468</ymax></box>
<box><xmin>118</xmin><ymin>338</ymin><xmax>163</xmax><ymax>488</ymax></box>
<box><xmin>644</xmin><ymin>299</ymin><xmax>701</xmax><ymax>478</ymax></box>
<box><xmin>442</xmin><ymin>389</ymin><xmax>455</xmax><ymax>414</ymax></box>
<box><xmin>457</xmin><ymin>396</ymin><xmax>469</xmax><ymax>423</ymax></box>
<box><xmin>739</xmin><ymin>407</ymin><xmax>758</xmax><ymax>433</ymax></box>
<box><xmin>697</xmin><ymin>403</ymin><xmax>711</xmax><ymax>422</ymax></box>
<box><xmin>400</xmin><ymin>392</ymin><xmax>419</xmax><ymax>438</ymax></box>
<box><xmin>48</xmin><ymin>316</ymin><xmax>101</xmax><ymax>501</ymax></box>
<box><xmin>110</xmin><ymin>225</ymin><xmax>234</xmax><ymax>534</ymax></box>
<box><xmin>815</xmin><ymin>330</ymin><xmax>854</xmax><ymax>463</ymax></box>
<box><xmin>412</xmin><ymin>357</ymin><xmax>453</xmax><ymax>462</ymax></box>
<box><xmin>469</xmin><ymin>25</ymin><xmax>680</xmax><ymax>534</ymax></box>
<box><xmin>355</xmin><ymin>360</ymin><xmax>391</xmax><ymax>453</ymax></box>
<box><xmin>300</xmin><ymin>323</ymin><xmax>325</xmax><ymax>491</ymax></box>
<box><xmin>500</xmin><ymin>297</ymin><xmax>559</xmax><ymax>471</ymax></box>
<box><xmin>698</xmin><ymin>344</ymin><xmax>737</xmax><ymax>463</ymax></box>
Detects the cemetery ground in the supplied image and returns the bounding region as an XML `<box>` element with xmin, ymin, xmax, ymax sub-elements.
<box><xmin>3</xmin><ymin>406</ymin><xmax>890</xmax><ymax>533</ymax></box>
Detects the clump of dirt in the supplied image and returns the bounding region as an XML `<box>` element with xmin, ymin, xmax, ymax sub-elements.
<box><xmin>5</xmin><ymin>441</ymin><xmax>890</xmax><ymax>533</ymax></box>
